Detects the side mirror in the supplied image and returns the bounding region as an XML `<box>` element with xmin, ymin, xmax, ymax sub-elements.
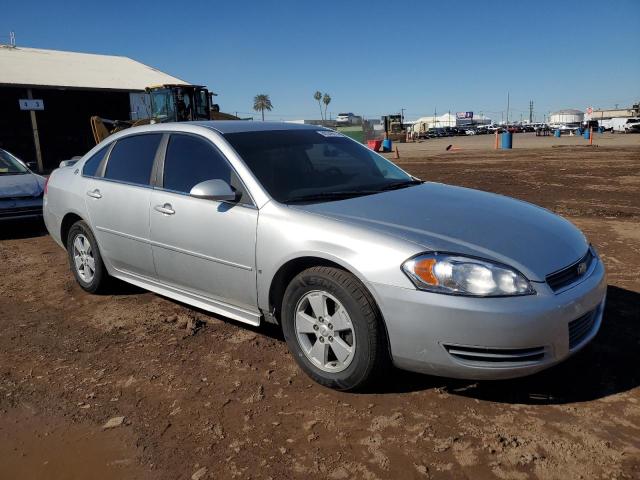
<box><xmin>190</xmin><ymin>179</ymin><xmax>238</xmax><ymax>202</ymax></box>
<box><xmin>26</xmin><ymin>161</ymin><xmax>38</xmax><ymax>170</ymax></box>
<box><xmin>59</xmin><ymin>159</ymin><xmax>79</xmax><ymax>168</ymax></box>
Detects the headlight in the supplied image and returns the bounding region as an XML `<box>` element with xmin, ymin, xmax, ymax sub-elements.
<box><xmin>401</xmin><ymin>253</ymin><xmax>535</xmax><ymax>297</ymax></box>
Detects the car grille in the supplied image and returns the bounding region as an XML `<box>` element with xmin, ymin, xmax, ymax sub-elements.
<box><xmin>443</xmin><ymin>344</ymin><xmax>545</xmax><ymax>364</ymax></box>
<box><xmin>568</xmin><ymin>310</ymin><xmax>596</xmax><ymax>350</ymax></box>
<box><xmin>546</xmin><ymin>249</ymin><xmax>594</xmax><ymax>292</ymax></box>
<box><xmin>0</xmin><ymin>206</ymin><xmax>43</xmax><ymax>219</ymax></box>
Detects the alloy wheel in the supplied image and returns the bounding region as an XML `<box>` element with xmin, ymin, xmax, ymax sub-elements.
<box><xmin>72</xmin><ymin>234</ymin><xmax>95</xmax><ymax>283</ymax></box>
<box><xmin>294</xmin><ymin>290</ymin><xmax>356</xmax><ymax>373</ymax></box>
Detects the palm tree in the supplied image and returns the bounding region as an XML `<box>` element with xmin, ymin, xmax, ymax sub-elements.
<box><xmin>313</xmin><ymin>91</ymin><xmax>323</xmax><ymax>120</ymax></box>
<box><xmin>322</xmin><ymin>93</ymin><xmax>331</xmax><ymax>122</ymax></box>
<box><xmin>253</xmin><ymin>94</ymin><xmax>273</xmax><ymax>121</ymax></box>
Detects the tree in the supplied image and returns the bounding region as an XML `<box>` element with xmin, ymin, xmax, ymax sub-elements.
<box><xmin>253</xmin><ymin>94</ymin><xmax>273</xmax><ymax>121</ymax></box>
<box><xmin>313</xmin><ymin>91</ymin><xmax>323</xmax><ymax>120</ymax></box>
<box><xmin>322</xmin><ymin>93</ymin><xmax>332</xmax><ymax>122</ymax></box>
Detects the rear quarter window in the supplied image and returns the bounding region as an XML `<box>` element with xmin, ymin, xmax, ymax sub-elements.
<box><xmin>82</xmin><ymin>145</ymin><xmax>110</xmax><ymax>177</ymax></box>
<box><xmin>104</xmin><ymin>134</ymin><xmax>162</xmax><ymax>186</ymax></box>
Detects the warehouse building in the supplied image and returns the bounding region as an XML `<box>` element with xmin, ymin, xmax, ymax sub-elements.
<box><xmin>585</xmin><ymin>103</ymin><xmax>640</xmax><ymax>121</ymax></box>
<box><xmin>0</xmin><ymin>45</ymin><xmax>188</xmax><ymax>171</ymax></box>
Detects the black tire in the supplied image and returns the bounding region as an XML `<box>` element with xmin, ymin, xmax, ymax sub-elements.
<box><xmin>281</xmin><ymin>266</ymin><xmax>389</xmax><ymax>391</ymax></box>
<box><xmin>66</xmin><ymin>220</ymin><xmax>109</xmax><ymax>293</ymax></box>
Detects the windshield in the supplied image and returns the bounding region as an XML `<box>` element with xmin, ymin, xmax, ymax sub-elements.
<box><xmin>0</xmin><ymin>149</ymin><xmax>28</xmax><ymax>175</ymax></box>
<box><xmin>151</xmin><ymin>89</ymin><xmax>176</xmax><ymax>121</ymax></box>
<box><xmin>224</xmin><ymin>129</ymin><xmax>416</xmax><ymax>203</ymax></box>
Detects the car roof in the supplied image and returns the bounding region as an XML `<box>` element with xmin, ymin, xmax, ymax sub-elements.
<box><xmin>190</xmin><ymin>121</ymin><xmax>326</xmax><ymax>135</ymax></box>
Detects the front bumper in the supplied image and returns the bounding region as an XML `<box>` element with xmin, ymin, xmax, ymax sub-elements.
<box><xmin>0</xmin><ymin>197</ymin><xmax>43</xmax><ymax>221</ymax></box>
<box><xmin>370</xmin><ymin>257</ymin><xmax>607</xmax><ymax>380</ymax></box>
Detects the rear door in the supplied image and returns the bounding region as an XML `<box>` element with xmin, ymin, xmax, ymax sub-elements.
<box><xmin>84</xmin><ymin>133</ymin><xmax>162</xmax><ymax>279</ymax></box>
<box><xmin>149</xmin><ymin>133</ymin><xmax>259</xmax><ymax>313</ymax></box>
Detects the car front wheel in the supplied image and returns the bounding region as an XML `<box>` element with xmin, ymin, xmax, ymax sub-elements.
<box><xmin>66</xmin><ymin>220</ymin><xmax>109</xmax><ymax>293</ymax></box>
<box><xmin>281</xmin><ymin>266</ymin><xmax>388</xmax><ymax>390</ymax></box>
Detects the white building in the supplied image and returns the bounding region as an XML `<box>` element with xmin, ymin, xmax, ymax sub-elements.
<box><xmin>548</xmin><ymin>109</ymin><xmax>584</xmax><ymax>125</ymax></box>
<box><xmin>411</xmin><ymin>113</ymin><xmax>491</xmax><ymax>133</ymax></box>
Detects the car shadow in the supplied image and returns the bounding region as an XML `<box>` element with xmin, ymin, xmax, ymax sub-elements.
<box><xmin>0</xmin><ymin>218</ymin><xmax>47</xmax><ymax>240</ymax></box>
<box><xmin>376</xmin><ymin>285</ymin><xmax>638</xmax><ymax>404</ymax></box>
<box><xmin>101</xmin><ymin>274</ymin><xmax>640</xmax><ymax>403</ymax></box>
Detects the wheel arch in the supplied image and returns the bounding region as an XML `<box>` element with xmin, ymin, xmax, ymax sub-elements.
<box><xmin>267</xmin><ymin>256</ymin><xmax>390</xmax><ymax>344</ymax></box>
<box><xmin>60</xmin><ymin>212</ymin><xmax>85</xmax><ymax>247</ymax></box>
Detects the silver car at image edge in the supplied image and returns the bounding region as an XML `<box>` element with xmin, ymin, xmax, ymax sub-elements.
<box><xmin>43</xmin><ymin>121</ymin><xmax>607</xmax><ymax>390</ymax></box>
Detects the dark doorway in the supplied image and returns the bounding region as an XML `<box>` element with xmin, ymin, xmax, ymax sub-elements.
<box><xmin>0</xmin><ymin>87</ymin><xmax>131</xmax><ymax>171</ymax></box>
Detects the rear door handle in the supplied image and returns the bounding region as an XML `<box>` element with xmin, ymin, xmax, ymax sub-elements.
<box><xmin>154</xmin><ymin>203</ymin><xmax>175</xmax><ymax>215</ymax></box>
<box><xmin>86</xmin><ymin>189</ymin><xmax>102</xmax><ymax>199</ymax></box>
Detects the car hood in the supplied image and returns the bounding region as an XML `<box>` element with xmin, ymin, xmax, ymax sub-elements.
<box><xmin>0</xmin><ymin>173</ymin><xmax>45</xmax><ymax>199</ymax></box>
<box><xmin>291</xmin><ymin>183</ymin><xmax>589</xmax><ymax>282</ymax></box>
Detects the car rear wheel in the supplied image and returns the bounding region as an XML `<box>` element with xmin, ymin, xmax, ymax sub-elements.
<box><xmin>281</xmin><ymin>266</ymin><xmax>388</xmax><ymax>390</ymax></box>
<box><xmin>66</xmin><ymin>220</ymin><xmax>109</xmax><ymax>293</ymax></box>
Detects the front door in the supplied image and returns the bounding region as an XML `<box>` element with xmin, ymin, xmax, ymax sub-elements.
<box><xmin>149</xmin><ymin>133</ymin><xmax>258</xmax><ymax>313</ymax></box>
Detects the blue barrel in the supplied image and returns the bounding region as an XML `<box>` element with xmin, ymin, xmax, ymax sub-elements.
<box><xmin>554</xmin><ymin>129</ymin><xmax>561</xmax><ymax>138</ymax></box>
<box><xmin>501</xmin><ymin>132</ymin><xmax>513</xmax><ymax>149</ymax></box>
<box><xmin>583</xmin><ymin>129</ymin><xmax>590</xmax><ymax>140</ymax></box>
<box><xmin>382</xmin><ymin>138</ymin><xmax>392</xmax><ymax>152</ymax></box>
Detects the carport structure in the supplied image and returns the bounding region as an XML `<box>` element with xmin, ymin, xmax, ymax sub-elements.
<box><xmin>0</xmin><ymin>45</ymin><xmax>187</xmax><ymax>171</ymax></box>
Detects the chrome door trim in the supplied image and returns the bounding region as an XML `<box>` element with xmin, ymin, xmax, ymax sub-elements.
<box><xmin>96</xmin><ymin>225</ymin><xmax>253</xmax><ymax>271</ymax></box>
<box><xmin>150</xmin><ymin>238</ymin><xmax>253</xmax><ymax>271</ymax></box>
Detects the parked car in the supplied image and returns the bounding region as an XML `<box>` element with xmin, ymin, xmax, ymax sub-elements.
<box><xmin>336</xmin><ymin>113</ymin><xmax>361</xmax><ymax>126</ymax></box>
<box><xmin>0</xmin><ymin>147</ymin><xmax>46</xmax><ymax>221</ymax></box>
<box><xmin>623</xmin><ymin>118</ymin><xmax>640</xmax><ymax>133</ymax></box>
<box><xmin>44</xmin><ymin>122</ymin><xmax>606</xmax><ymax>390</ymax></box>
<box><xmin>465</xmin><ymin>129</ymin><xmax>476</xmax><ymax>135</ymax></box>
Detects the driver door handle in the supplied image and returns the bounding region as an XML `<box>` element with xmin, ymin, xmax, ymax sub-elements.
<box><xmin>86</xmin><ymin>189</ymin><xmax>102</xmax><ymax>199</ymax></box>
<box><xmin>154</xmin><ymin>203</ymin><xmax>175</xmax><ymax>215</ymax></box>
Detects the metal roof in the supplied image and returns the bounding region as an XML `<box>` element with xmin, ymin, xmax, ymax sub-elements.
<box><xmin>0</xmin><ymin>46</ymin><xmax>188</xmax><ymax>91</ymax></box>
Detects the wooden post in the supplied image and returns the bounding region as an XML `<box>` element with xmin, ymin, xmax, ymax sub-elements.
<box><xmin>589</xmin><ymin>127</ymin><xmax>593</xmax><ymax>145</ymax></box>
<box><xmin>27</xmin><ymin>89</ymin><xmax>44</xmax><ymax>173</ymax></box>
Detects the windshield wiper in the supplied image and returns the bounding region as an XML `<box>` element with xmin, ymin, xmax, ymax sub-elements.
<box><xmin>286</xmin><ymin>190</ymin><xmax>379</xmax><ymax>203</ymax></box>
<box><xmin>377</xmin><ymin>179</ymin><xmax>424</xmax><ymax>192</ymax></box>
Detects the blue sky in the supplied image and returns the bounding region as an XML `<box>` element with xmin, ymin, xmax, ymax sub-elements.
<box><xmin>2</xmin><ymin>0</ymin><xmax>639</xmax><ymax>122</ymax></box>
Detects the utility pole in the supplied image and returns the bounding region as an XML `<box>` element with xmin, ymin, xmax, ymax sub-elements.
<box><xmin>506</xmin><ymin>92</ymin><xmax>510</xmax><ymax>125</ymax></box>
<box><xmin>27</xmin><ymin>89</ymin><xmax>44</xmax><ymax>173</ymax></box>
<box><xmin>529</xmin><ymin>100</ymin><xmax>534</xmax><ymax>123</ymax></box>
<box><xmin>400</xmin><ymin>108</ymin><xmax>405</xmax><ymax>126</ymax></box>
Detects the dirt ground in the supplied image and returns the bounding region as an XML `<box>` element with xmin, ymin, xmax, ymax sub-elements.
<box><xmin>1</xmin><ymin>140</ymin><xmax>639</xmax><ymax>480</ymax></box>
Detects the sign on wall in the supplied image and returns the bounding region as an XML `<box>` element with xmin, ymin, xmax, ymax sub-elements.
<box><xmin>19</xmin><ymin>99</ymin><xmax>45</xmax><ymax>111</ymax></box>
<box><xmin>456</xmin><ymin>111</ymin><xmax>473</xmax><ymax>119</ymax></box>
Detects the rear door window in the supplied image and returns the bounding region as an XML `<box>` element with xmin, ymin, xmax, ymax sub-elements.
<box><xmin>162</xmin><ymin>133</ymin><xmax>249</xmax><ymax>203</ymax></box>
<box><xmin>104</xmin><ymin>134</ymin><xmax>162</xmax><ymax>186</ymax></box>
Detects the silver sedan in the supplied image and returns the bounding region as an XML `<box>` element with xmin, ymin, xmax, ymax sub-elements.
<box><xmin>43</xmin><ymin>122</ymin><xmax>606</xmax><ymax>390</ymax></box>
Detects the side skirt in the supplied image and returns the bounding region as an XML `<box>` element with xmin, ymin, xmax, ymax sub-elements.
<box><xmin>111</xmin><ymin>269</ymin><xmax>262</xmax><ymax>326</ymax></box>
